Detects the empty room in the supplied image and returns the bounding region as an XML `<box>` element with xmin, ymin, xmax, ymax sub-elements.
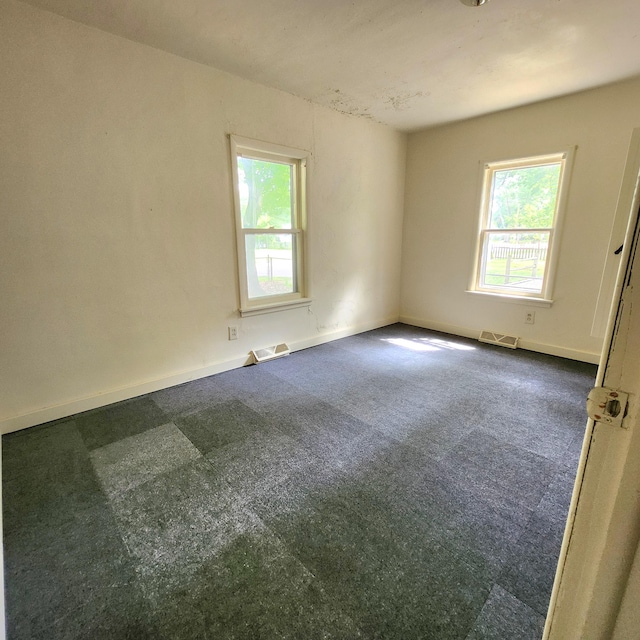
<box><xmin>3</xmin><ymin>0</ymin><xmax>640</xmax><ymax>639</ymax></box>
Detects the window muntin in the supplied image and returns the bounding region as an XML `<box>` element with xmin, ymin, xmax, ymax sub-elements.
<box><xmin>473</xmin><ymin>151</ymin><xmax>572</xmax><ymax>301</ymax></box>
<box><xmin>231</xmin><ymin>136</ymin><xmax>308</xmax><ymax>314</ymax></box>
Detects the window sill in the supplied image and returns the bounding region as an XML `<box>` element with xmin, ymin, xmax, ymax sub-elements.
<box><xmin>466</xmin><ymin>290</ymin><xmax>554</xmax><ymax>308</ymax></box>
<box><xmin>240</xmin><ymin>297</ymin><xmax>313</xmax><ymax>317</ymax></box>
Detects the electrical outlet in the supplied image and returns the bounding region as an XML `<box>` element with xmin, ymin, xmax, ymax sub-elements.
<box><xmin>525</xmin><ymin>312</ymin><xmax>535</xmax><ymax>325</ymax></box>
<box><xmin>228</xmin><ymin>326</ymin><xmax>238</xmax><ymax>340</ymax></box>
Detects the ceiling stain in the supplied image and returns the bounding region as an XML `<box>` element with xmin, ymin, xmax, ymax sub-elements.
<box><xmin>16</xmin><ymin>0</ymin><xmax>640</xmax><ymax>131</ymax></box>
<box><xmin>384</xmin><ymin>91</ymin><xmax>427</xmax><ymax>111</ymax></box>
<box><xmin>329</xmin><ymin>89</ymin><xmax>377</xmax><ymax>121</ymax></box>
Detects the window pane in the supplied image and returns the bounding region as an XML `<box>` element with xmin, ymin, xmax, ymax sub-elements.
<box><xmin>237</xmin><ymin>157</ymin><xmax>293</xmax><ymax>229</ymax></box>
<box><xmin>245</xmin><ymin>234</ymin><xmax>296</xmax><ymax>299</ymax></box>
<box><xmin>481</xmin><ymin>232</ymin><xmax>550</xmax><ymax>294</ymax></box>
<box><xmin>489</xmin><ymin>164</ymin><xmax>561</xmax><ymax>229</ymax></box>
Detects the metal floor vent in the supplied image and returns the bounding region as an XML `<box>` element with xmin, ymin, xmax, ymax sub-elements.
<box><xmin>251</xmin><ymin>343</ymin><xmax>290</xmax><ymax>364</ymax></box>
<box><xmin>478</xmin><ymin>330</ymin><xmax>519</xmax><ymax>349</ymax></box>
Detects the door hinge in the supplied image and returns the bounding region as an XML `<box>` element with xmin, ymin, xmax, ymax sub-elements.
<box><xmin>586</xmin><ymin>387</ymin><xmax>629</xmax><ymax>428</ymax></box>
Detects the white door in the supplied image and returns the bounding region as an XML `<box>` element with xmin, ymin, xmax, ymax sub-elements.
<box><xmin>545</xmin><ymin>134</ymin><xmax>640</xmax><ymax>639</ymax></box>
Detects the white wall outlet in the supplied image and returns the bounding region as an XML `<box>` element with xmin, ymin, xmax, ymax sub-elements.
<box><xmin>228</xmin><ymin>326</ymin><xmax>238</xmax><ymax>340</ymax></box>
<box><xmin>525</xmin><ymin>311</ymin><xmax>535</xmax><ymax>325</ymax></box>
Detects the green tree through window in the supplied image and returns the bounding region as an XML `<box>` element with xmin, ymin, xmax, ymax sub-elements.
<box><xmin>472</xmin><ymin>151</ymin><xmax>573</xmax><ymax>300</ymax></box>
<box><xmin>231</xmin><ymin>136</ymin><xmax>308</xmax><ymax>314</ymax></box>
<box><xmin>490</xmin><ymin>164</ymin><xmax>561</xmax><ymax>230</ymax></box>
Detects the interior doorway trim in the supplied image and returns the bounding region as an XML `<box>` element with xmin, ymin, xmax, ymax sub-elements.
<box><xmin>544</xmin><ymin>128</ymin><xmax>640</xmax><ymax>639</ymax></box>
<box><xmin>590</xmin><ymin>128</ymin><xmax>640</xmax><ymax>339</ymax></box>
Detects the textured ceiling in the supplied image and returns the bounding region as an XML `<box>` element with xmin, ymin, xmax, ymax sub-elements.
<box><xmin>19</xmin><ymin>0</ymin><xmax>640</xmax><ymax>131</ymax></box>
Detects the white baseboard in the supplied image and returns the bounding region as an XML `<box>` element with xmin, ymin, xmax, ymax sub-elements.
<box><xmin>399</xmin><ymin>315</ymin><xmax>601</xmax><ymax>364</ymax></box>
<box><xmin>291</xmin><ymin>315</ymin><xmax>399</xmax><ymax>352</ymax></box>
<box><xmin>0</xmin><ymin>355</ymin><xmax>250</xmax><ymax>435</ymax></box>
<box><xmin>0</xmin><ymin>316</ymin><xmax>399</xmax><ymax>435</ymax></box>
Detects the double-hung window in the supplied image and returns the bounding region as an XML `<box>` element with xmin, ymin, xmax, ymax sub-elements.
<box><xmin>230</xmin><ymin>136</ymin><xmax>309</xmax><ymax>316</ymax></box>
<box><xmin>471</xmin><ymin>150</ymin><xmax>573</xmax><ymax>303</ymax></box>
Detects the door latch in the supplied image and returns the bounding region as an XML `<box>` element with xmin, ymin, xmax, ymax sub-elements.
<box><xmin>586</xmin><ymin>387</ymin><xmax>629</xmax><ymax>428</ymax></box>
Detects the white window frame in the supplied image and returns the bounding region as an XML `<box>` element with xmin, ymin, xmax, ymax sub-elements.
<box><xmin>470</xmin><ymin>149</ymin><xmax>575</xmax><ymax>305</ymax></box>
<box><xmin>230</xmin><ymin>135</ymin><xmax>310</xmax><ymax>317</ymax></box>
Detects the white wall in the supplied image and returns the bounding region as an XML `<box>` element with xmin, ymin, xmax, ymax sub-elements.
<box><xmin>0</xmin><ymin>0</ymin><xmax>406</xmax><ymax>432</ymax></box>
<box><xmin>401</xmin><ymin>78</ymin><xmax>640</xmax><ymax>362</ymax></box>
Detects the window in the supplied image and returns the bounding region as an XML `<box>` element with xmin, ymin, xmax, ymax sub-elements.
<box><xmin>230</xmin><ymin>136</ymin><xmax>309</xmax><ymax>316</ymax></box>
<box><xmin>471</xmin><ymin>150</ymin><xmax>573</xmax><ymax>302</ymax></box>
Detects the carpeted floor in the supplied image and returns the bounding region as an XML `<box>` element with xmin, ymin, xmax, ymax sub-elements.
<box><xmin>2</xmin><ymin>324</ymin><xmax>596</xmax><ymax>639</ymax></box>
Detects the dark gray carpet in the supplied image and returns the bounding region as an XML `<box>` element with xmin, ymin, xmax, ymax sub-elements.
<box><xmin>2</xmin><ymin>324</ymin><xmax>596</xmax><ymax>639</ymax></box>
